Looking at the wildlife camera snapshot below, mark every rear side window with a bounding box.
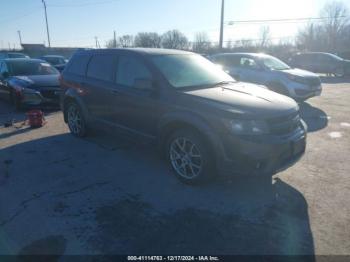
[116,56,152,87]
[66,54,91,76]
[87,54,115,82]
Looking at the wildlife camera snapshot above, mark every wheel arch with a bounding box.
[62,89,89,123]
[157,112,223,163]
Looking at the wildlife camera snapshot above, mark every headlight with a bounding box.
[229,119,269,135]
[287,75,307,84]
[21,87,38,94]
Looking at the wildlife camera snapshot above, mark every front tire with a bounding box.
[66,102,87,137]
[334,67,345,78]
[166,128,214,185]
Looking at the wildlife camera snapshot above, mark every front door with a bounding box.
[110,54,162,137]
[237,57,267,84]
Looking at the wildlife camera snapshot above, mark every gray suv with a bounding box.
[60,48,307,185]
[210,53,322,102]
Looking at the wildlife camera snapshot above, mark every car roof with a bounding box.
[75,48,194,56]
[211,52,272,58]
[3,58,45,63]
[5,52,25,55]
[296,52,333,56]
[41,55,65,58]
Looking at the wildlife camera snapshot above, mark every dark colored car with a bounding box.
[0,52,30,59]
[210,53,322,102]
[0,59,61,109]
[39,55,68,72]
[60,48,307,184]
[289,52,350,77]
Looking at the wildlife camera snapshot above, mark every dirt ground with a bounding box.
[0,77,349,257]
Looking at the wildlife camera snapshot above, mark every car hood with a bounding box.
[11,75,60,89]
[280,68,318,78]
[182,82,298,118]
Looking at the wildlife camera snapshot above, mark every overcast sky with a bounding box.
[0,0,349,49]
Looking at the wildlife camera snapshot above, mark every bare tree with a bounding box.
[134,32,161,48]
[161,30,189,49]
[118,35,134,48]
[321,1,349,52]
[105,39,119,48]
[193,32,211,52]
[297,1,349,52]
[235,39,253,49]
[259,26,271,48]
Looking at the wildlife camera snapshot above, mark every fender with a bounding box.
[157,111,225,158]
[62,88,90,123]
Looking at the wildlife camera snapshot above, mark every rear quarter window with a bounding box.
[66,54,91,76]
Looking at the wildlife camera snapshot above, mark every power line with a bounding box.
[226,16,349,25]
[0,9,41,24]
[47,0,120,8]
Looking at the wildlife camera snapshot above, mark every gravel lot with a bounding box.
[0,78,349,257]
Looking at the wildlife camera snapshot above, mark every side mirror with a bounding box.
[1,71,9,79]
[134,78,154,91]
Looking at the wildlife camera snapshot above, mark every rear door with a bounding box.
[84,54,117,122]
[317,54,335,73]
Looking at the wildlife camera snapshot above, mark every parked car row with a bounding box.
[209,53,322,102]
[0,52,69,72]
[289,52,350,77]
[0,59,61,109]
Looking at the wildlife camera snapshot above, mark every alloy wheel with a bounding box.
[169,137,203,179]
[67,104,83,135]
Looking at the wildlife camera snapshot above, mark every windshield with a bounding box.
[260,56,290,70]
[151,54,234,89]
[327,53,343,61]
[9,60,59,76]
[44,57,65,65]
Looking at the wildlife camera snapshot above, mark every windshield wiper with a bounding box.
[212,80,236,87]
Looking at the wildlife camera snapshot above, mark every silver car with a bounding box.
[210,53,322,102]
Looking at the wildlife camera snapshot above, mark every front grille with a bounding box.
[40,89,60,99]
[298,77,321,86]
[267,111,301,135]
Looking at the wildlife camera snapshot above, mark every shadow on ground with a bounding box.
[299,102,328,132]
[320,76,350,84]
[90,177,315,256]
[0,133,315,257]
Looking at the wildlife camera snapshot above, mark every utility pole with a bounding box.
[219,0,225,50]
[17,30,22,46]
[42,0,51,47]
[113,30,117,48]
[95,36,100,48]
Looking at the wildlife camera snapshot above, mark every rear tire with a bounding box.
[166,128,214,185]
[65,101,88,137]
[10,91,22,111]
